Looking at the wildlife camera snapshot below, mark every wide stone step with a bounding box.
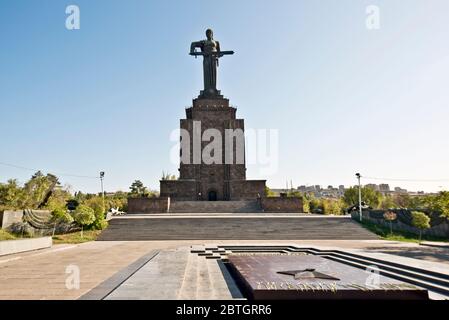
[97,217,378,241]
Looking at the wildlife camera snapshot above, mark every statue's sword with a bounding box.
[189,50,234,57]
[190,50,234,66]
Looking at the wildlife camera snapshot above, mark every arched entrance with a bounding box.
[208,190,217,201]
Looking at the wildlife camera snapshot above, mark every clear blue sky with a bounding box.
[1,0,449,193]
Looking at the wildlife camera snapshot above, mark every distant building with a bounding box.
[365,184,379,191]
[294,182,430,198]
[338,185,345,196]
[394,187,407,193]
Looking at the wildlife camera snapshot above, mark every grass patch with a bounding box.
[52,230,102,244]
[0,229,16,241]
[358,220,448,243]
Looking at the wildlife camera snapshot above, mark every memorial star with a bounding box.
[277,268,340,281]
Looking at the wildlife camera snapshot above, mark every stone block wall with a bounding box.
[160,180,197,200]
[127,197,170,214]
[229,180,266,200]
[261,197,303,213]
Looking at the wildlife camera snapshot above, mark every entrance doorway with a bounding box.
[208,190,217,201]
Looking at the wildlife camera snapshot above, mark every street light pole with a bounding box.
[356,173,362,222]
[100,171,105,214]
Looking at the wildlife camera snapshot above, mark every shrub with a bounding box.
[302,200,310,213]
[52,207,74,224]
[73,205,95,238]
[425,191,449,219]
[411,211,431,242]
[265,186,276,197]
[322,199,344,215]
[83,197,108,230]
[51,207,74,236]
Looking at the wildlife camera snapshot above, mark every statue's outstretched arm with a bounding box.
[190,41,203,54]
[216,41,223,57]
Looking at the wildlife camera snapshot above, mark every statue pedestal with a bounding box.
[199,88,223,99]
[160,95,266,201]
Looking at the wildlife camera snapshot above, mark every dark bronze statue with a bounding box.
[190,29,234,98]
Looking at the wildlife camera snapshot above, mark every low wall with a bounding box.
[351,209,449,239]
[127,197,170,214]
[261,197,303,213]
[0,210,24,229]
[0,237,52,256]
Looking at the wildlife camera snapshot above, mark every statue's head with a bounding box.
[205,28,213,40]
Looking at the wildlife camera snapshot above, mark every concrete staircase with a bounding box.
[97,216,378,241]
[169,200,261,213]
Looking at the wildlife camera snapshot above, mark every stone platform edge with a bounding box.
[0,236,52,256]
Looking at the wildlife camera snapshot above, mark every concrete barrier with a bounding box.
[0,237,52,256]
[0,210,24,229]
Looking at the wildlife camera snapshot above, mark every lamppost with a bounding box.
[100,171,105,214]
[355,173,362,222]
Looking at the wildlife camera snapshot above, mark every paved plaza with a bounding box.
[1,238,448,300]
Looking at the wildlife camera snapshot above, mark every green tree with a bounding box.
[129,180,147,197]
[52,207,73,224]
[343,186,382,209]
[265,186,275,197]
[73,205,95,238]
[411,211,431,242]
[51,207,74,236]
[309,197,323,213]
[46,187,72,211]
[379,195,396,210]
[425,191,449,219]
[302,200,310,213]
[322,199,345,215]
[83,196,108,230]
[0,179,25,210]
[107,191,128,211]
[20,172,60,209]
[392,194,412,208]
